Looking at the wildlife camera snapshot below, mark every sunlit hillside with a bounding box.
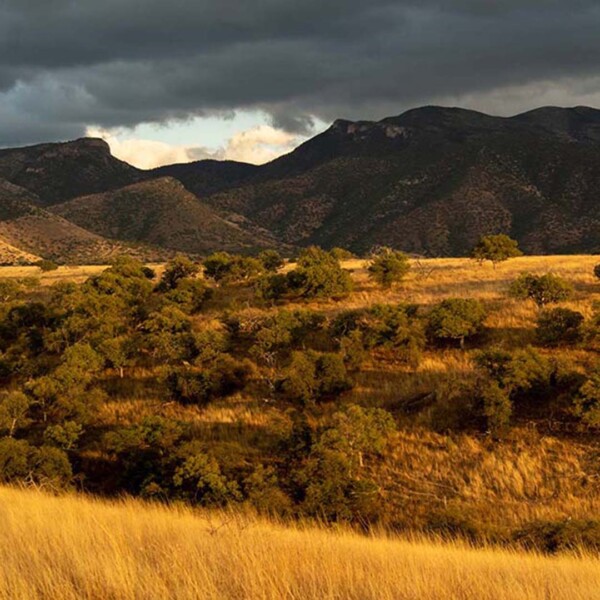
[0,486,599,600]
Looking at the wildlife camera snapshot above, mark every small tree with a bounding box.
[509,273,572,308]
[0,391,31,437]
[471,234,522,267]
[536,308,584,346]
[367,248,411,288]
[258,250,284,272]
[159,255,200,291]
[291,247,353,299]
[481,381,512,435]
[36,259,59,272]
[427,298,487,348]
[573,370,600,427]
[317,405,396,470]
[330,247,355,261]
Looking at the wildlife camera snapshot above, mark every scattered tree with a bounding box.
[427,298,487,348]
[471,234,522,267]
[367,248,411,288]
[509,273,572,308]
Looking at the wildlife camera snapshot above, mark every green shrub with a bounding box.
[257,250,284,272]
[158,255,200,291]
[481,381,512,435]
[164,278,213,313]
[427,298,487,348]
[509,273,572,308]
[330,247,355,261]
[573,370,600,427]
[166,355,253,405]
[288,247,353,299]
[471,234,522,266]
[173,443,241,506]
[367,248,410,288]
[514,519,600,553]
[36,259,59,272]
[281,351,351,404]
[536,308,584,346]
[204,252,264,284]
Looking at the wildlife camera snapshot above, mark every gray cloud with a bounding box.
[2,0,600,145]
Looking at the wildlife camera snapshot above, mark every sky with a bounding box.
[3,0,600,168]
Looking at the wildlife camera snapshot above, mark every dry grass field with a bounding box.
[1,485,599,600]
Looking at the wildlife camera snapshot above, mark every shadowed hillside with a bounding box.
[51,177,279,255]
[200,106,600,255]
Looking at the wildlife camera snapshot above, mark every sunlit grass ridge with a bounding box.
[1,486,599,600]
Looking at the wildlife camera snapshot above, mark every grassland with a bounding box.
[1,485,599,600]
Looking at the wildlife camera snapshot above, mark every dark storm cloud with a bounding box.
[2,0,600,144]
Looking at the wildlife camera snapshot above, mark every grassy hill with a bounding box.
[0,485,598,600]
[51,177,279,255]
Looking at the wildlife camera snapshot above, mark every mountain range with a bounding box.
[1,106,599,264]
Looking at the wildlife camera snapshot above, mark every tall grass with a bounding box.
[0,486,599,600]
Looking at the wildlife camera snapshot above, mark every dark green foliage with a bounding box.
[164,278,213,314]
[0,437,30,481]
[258,249,284,272]
[481,381,512,435]
[243,465,292,515]
[166,355,253,405]
[475,347,552,396]
[281,351,351,404]
[138,306,196,362]
[427,298,487,347]
[471,234,522,266]
[366,304,425,364]
[290,246,353,299]
[0,437,71,487]
[297,448,381,522]
[203,252,263,284]
[509,273,572,308]
[536,308,584,346]
[330,247,355,261]
[255,273,289,301]
[294,405,395,523]
[316,405,396,470]
[367,248,411,288]
[44,421,83,450]
[248,310,326,366]
[339,330,367,372]
[573,369,600,427]
[173,442,241,505]
[36,259,59,272]
[256,249,353,301]
[158,255,200,291]
[0,391,31,437]
[514,519,600,553]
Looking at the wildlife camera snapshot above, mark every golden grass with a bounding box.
[1,485,599,600]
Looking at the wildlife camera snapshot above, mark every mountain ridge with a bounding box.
[1,105,599,262]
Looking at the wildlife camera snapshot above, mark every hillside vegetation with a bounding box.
[1,250,600,552]
[0,485,599,600]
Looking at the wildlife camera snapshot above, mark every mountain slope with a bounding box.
[0,138,142,207]
[51,177,278,254]
[201,106,600,255]
[0,178,154,264]
[150,159,258,198]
